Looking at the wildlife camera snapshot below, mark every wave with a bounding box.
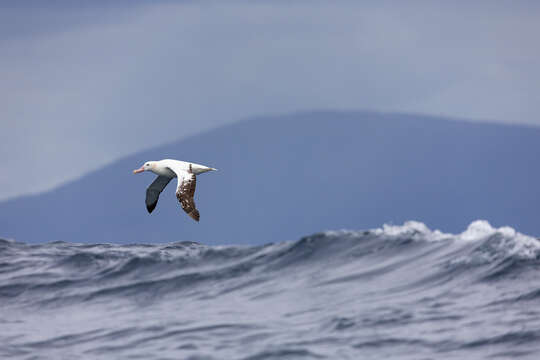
[1,220,540,359]
[1,220,539,303]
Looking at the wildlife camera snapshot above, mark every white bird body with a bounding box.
[148,159,217,177]
[133,159,217,221]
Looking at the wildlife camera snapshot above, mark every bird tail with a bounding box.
[191,164,217,174]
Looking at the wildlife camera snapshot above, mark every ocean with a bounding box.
[1,220,540,359]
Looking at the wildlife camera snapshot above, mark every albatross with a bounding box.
[133,159,217,221]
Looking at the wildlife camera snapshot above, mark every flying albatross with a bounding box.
[133,159,217,221]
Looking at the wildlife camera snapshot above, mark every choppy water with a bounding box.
[2,220,540,359]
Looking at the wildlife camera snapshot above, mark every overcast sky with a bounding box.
[1,0,539,200]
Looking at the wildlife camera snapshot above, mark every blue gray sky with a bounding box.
[1,1,539,200]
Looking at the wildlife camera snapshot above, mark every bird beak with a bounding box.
[133,167,144,174]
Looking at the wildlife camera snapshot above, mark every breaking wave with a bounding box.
[1,220,540,359]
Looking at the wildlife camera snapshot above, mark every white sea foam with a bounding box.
[372,221,452,242]
[459,220,540,259]
[365,219,540,259]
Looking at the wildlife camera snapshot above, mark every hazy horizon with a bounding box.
[3,108,538,203]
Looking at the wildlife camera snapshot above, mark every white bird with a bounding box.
[133,159,217,221]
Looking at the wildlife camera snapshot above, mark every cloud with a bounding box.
[1,0,540,200]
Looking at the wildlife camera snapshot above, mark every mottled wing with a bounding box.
[145,175,172,213]
[176,172,200,221]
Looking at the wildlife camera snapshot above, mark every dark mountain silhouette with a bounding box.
[1,111,539,244]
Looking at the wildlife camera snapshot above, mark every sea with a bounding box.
[1,220,540,360]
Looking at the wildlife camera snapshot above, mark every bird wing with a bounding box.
[145,175,173,213]
[167,164,200,222]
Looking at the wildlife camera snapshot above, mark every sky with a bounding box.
[1,0,539,200]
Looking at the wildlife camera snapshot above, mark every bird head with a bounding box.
[133,161,155,174]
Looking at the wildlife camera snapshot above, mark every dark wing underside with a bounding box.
[145,175,173,213]
[176,173,200,221]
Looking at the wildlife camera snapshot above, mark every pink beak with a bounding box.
[133,167,144,174]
